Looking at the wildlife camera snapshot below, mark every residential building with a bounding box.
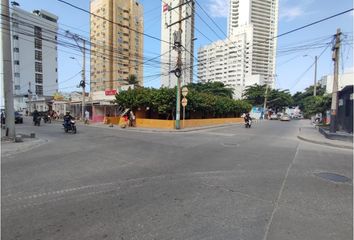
[319,72,354,94]
[10,6,58,111]
[198,25,257,99]
[228,0,278,86]
[198,0,278,98]
[160,0,195,88]
[90,0,144,92]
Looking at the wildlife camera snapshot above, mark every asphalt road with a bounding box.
[2,118,352,240]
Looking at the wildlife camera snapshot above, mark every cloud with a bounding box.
[279,6,304,21]
[207,0,229,18]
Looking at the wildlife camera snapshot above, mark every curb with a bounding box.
[87,119,262,133]
[88,121,255,133]
[297,135,353,150]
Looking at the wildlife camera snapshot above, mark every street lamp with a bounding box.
[70,56,81,67]
[303,54,318,96]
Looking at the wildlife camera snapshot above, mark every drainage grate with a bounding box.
[314,172,351,183]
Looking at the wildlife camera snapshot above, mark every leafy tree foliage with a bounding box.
[185,82,233,99]
[127,74,140,87]
[243,84,293,111]
[115,84,251,119]
[292,85,331,117]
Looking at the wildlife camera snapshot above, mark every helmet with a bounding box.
[66,111,70,115]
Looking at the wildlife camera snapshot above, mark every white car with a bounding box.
[270,114,278,120]
[280,114,291,121]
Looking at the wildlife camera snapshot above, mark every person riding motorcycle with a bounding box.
[63,111,74,128]
[244,113,252,128]
[244,113,251,122]
[32,109,39,123]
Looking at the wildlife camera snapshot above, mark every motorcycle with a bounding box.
[63,119,77,134]
[34,117,41,126]
[43,115,51,123]
[244,119,252,128]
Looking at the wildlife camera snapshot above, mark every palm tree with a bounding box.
[127,74,140,87]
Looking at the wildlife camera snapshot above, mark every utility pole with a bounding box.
[66,31,86,121]
[313,56,317,96]
[28,82,32,113]
[167,0,192,129]
[329,28,341,133]
[81,39,86,121]
[2,0,15,138]
[176,0,183,130]
[263,82,268,118]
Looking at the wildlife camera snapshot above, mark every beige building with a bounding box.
[90,0,144,92]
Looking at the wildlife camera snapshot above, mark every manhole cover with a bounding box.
[314,172,351,183]
[222,143,240,147]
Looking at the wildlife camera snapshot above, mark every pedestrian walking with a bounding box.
[85,110,90,124]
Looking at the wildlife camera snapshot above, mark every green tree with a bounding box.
[292,85,329,117]
[242,84,266,106]
[186,82,233,99]
[127,74,140,87]
[243,84,293,111]
[302,95,331,118]
[267,89,293,112]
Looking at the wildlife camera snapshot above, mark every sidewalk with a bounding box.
[297,126,353,149]
[1,136,48,157]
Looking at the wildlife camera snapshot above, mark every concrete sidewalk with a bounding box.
[1,137,48,157]
[298,126,353,149]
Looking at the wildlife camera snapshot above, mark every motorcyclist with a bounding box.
[63,111,74,128]
[32,109,39,123]
[244,113,251,123]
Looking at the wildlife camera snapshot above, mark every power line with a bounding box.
[289,43,332,90]
[56,0,172,45]
[194,0,227,38]
[275,8,354,40]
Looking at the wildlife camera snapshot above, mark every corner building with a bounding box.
[90,0,144,92]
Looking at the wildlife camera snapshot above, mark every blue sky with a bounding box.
[16,0,353,94]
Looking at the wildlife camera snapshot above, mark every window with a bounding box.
[35,85,43,95]
[14,60,19,65]
[14,72,20,77]
[14,85,20,90]
[34,26,42,38]
[13,35,19,40]
[35,38,42,49]
[35,62,43,72]
[35,50,42,61]
[35,73,43,84]
[13,47,19,53]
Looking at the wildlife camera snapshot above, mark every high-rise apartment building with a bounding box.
[10,6,58,111]
[198,25,254,99]
[228,0,278,85]
[160,0,195,88]
[90,0,143,92]
[198,0,278,98]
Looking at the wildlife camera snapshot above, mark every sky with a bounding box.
[13,0,353,94]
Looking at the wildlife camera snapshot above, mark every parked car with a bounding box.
[270,114,278,120]
[280,114,291,121]
[1,111,23,124]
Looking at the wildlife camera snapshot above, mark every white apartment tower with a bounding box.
[10,6,58,111]
[198,25,254,99]
[198,0,278,98]
[228,0,279,85]
[160,0,195,88]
